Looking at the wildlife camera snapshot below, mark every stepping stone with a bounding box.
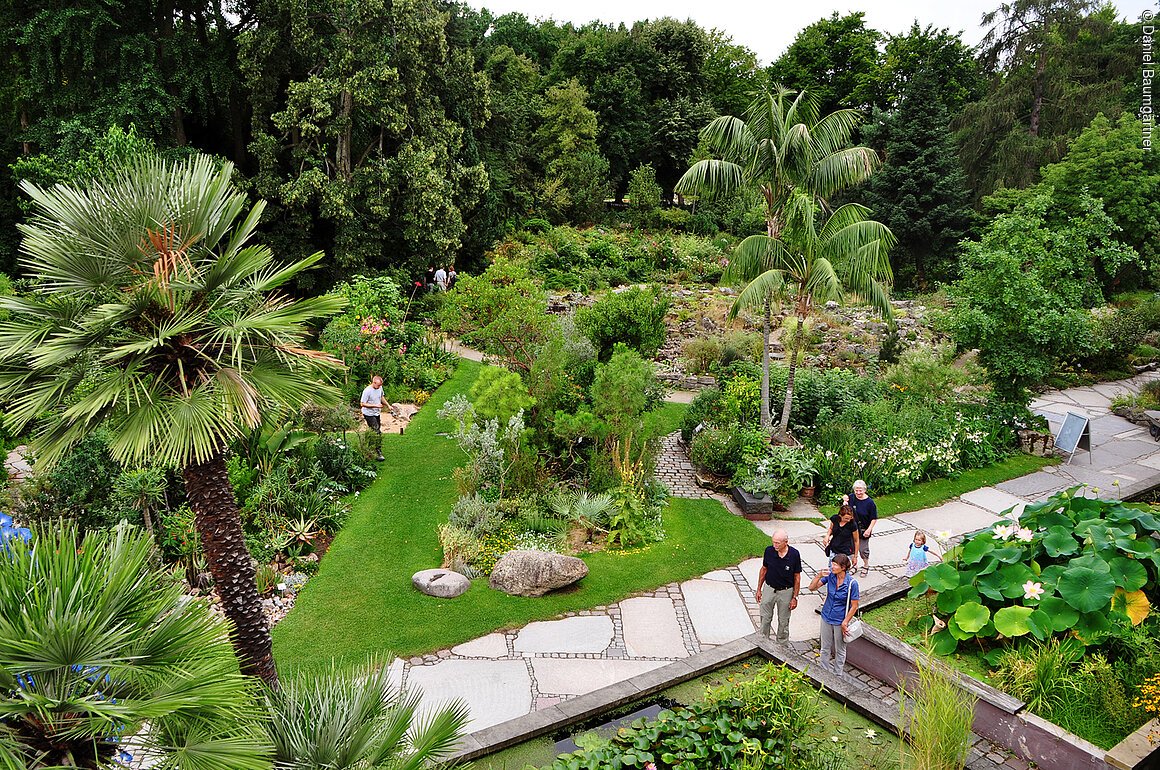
[451,632,509,659]
[894,500,1001,538]
[620,597,688,658]
[959,487,1025,517]
[1068,390,1110,408]
[797,541,832,574]
[405,659,532,733]
[680,579,754,644]
[739,557,763,594]
[1137,454,1160,470]
[751,519,828,540]
[702,569,734,582]
[996,471,1066,498]
[788,592,825,641]
[514,615,613,654]
[532,658,665,697]
[868,518,911,535]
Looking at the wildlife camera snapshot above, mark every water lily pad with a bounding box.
[1058,567,1116,614]
[993,605,1034,637]
[1041,527,1078,557]
[1112,588,1151,625]
[1109,557,1149,592]
[954,602,990,633]
[923,562,960,592]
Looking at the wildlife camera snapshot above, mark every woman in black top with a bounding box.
[824,505,860,568]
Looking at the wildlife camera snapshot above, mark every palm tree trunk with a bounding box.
[183,452,278,687]
[760,293,772,433]
[778,315,805,441]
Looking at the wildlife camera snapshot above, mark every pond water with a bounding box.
[474,657,902,770]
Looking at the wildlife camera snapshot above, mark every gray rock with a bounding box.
[413,568,471,598]
[489,550,589,597]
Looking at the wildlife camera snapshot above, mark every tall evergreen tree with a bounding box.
[859,70,974,289]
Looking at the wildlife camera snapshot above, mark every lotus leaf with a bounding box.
[998,563,1036,599]
[1068,554,1112,574]
[960,536,997,565]
[993,605,1034,637]
[1074,610,1111,642]
[923,562,960,592]
[1041,527,1078,557]
[1114,537,1156,558]
[977,572,1006,602]
[1112,588,1151,625]
[946,613,973,640]
[1108,557,1149,592]
[931,628,958,654]
[1058,567,1116,613]
[1038,564,1067,589]
[991,546,1026,565]
[937,585,981,615]
[1038,596,1079,631]
[1026,609,1053,640]
[954,602,990,633]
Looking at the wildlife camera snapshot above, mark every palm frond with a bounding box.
[675,159,745,199]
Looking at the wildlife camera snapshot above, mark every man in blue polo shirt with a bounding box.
[755,529,802,643]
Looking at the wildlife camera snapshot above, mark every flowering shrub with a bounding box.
[911,489,1160,653]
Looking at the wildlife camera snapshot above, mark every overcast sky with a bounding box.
[468,0,1160,64]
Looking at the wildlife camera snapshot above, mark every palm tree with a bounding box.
[728,195,895,439]
[0,156,344,686]
[676,86,880,433]
[263,658,469,770]
[0,523,269,769]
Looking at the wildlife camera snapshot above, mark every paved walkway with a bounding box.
[392,360,1160,739]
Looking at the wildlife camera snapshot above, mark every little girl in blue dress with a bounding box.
[905,531,930,577]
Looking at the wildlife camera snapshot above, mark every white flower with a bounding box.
[277,583,287,592]
[831,736,840,743]
[1015,527,1034,542]
[864,729,878,739]
[993,524,1013,540]
[1023,581,1044,601]
[935,530,952,542]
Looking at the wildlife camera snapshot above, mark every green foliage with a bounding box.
[471,366,535,425]
[900,654,976,770]
[626,163,663,226]
[909,490,1160,652]
[680,387,722,442]
[264,657,468,770]
[542,663,821,770]
[767,12,883,114]
[945,188,1135,401]
[0,523,268,768]
[576,287,671,362]
[590,346,664,439]
[439,260,552,373]
[13,432,137,532]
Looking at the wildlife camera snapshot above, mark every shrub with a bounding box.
[682,336,723,375]
[523,217,551,233]
[576,287,670,361]
[448,494,504,535]
[680,387,722,443]
[689,424,767,478]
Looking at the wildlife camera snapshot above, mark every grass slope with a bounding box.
[274,360,767,672]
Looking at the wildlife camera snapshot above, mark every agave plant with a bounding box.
[0,523,268,769]
[263,658,468,770]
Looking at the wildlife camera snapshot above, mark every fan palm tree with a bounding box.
[263,658,469,770]
[728,195,895,439]
[0,523,269,769]
[676,86,880,433]
[0,156,345,686]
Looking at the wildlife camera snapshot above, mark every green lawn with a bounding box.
[274,360,766,672]
[819,453,1059,519]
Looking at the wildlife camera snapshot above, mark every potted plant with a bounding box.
[765,445,817,501]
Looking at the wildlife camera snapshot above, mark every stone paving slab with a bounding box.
[620,597,689,659]
[452,633,509,658]
[995,471,1067,497]
[752,518,828,539]
[797,541,832,575]
[739,557,763,593]
[681,579,754,644]
[894,500,1000,537]
[959,487,1025,517]
[406,659,532,733]
[514,616,613,654]
[1138,453,1160,470]
[531,658,665,697]
[701,569,734,582]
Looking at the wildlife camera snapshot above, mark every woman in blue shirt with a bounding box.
[808,552,860,680]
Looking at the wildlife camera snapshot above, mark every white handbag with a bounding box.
[842,579,863,642]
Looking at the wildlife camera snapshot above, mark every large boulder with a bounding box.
[412,568,471,599]
[489,550,588,597]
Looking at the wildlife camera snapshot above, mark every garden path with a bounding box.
[390,359,1160,740]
